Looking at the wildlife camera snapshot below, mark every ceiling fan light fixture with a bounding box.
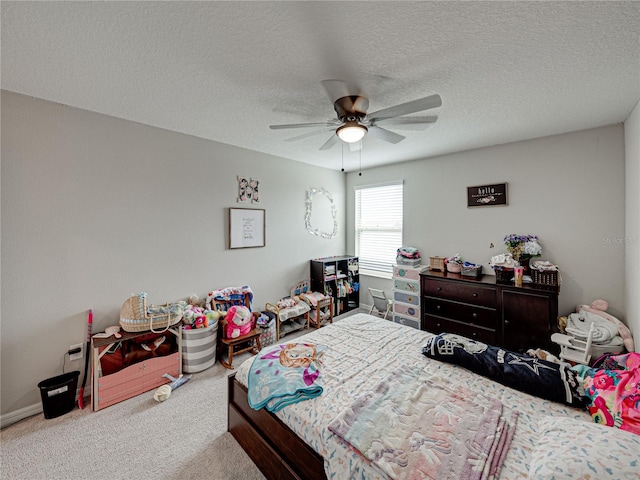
[336,122,367,143]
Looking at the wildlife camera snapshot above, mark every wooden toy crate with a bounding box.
[429,256,446,271]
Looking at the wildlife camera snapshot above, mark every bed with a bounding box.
[227,313,639,480]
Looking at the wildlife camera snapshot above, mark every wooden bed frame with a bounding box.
[227,374,326,480]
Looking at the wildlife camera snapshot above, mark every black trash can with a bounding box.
[37,371,80,419]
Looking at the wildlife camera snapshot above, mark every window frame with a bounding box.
[354,181,404,278]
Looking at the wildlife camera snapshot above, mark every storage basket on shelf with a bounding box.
[530,266,560,286]
[120,292,185,333]
[396,255,422,267]
[446,262,462,273]
[493,266,514,283]
[429,256,446,271]
[461,264,483,278]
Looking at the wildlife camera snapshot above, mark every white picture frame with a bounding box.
[229,208,265,249]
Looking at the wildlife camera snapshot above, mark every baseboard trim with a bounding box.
[1,386,88,429]
[1,402,43,429]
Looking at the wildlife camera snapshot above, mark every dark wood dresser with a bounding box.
[420,270,560,352]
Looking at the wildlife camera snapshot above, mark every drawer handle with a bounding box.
[436,305,441,310]
[505,319,510,326]
[472,332,477,337]
[436,323,441,328]
[436,287,442,291]
[472,313,478,318]
[472,293,478,297]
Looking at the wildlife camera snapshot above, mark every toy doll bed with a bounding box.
[227,313,640,480]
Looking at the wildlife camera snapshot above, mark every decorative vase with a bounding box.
[518,256,532,276]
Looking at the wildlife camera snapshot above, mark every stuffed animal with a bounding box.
[526,348,561,364]
[224,305,254,338]
[182,305,205,327]
[194,316,208,329]
[576,299,634,352]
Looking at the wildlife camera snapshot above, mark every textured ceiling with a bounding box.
[2,1,639,172]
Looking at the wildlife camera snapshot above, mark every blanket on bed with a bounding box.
[580,352,640,435]
[247,342,325,412]
[328,366,518,480]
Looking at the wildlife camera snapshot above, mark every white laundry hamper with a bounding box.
[181,321,218,373]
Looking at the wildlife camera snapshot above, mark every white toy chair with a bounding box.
[551,323,595,365]
[368,288,392,320]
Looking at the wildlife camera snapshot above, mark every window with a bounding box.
[355,181,403,277]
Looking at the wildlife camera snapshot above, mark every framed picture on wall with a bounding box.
[467,182,508,207]
[229,208,265,248]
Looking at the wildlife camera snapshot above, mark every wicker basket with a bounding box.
[493,266,514,283]
[446,262,462,273]
[429,256,446,271]
[531,269,559,286]
[461,264,483,278]
[120,292,185,333]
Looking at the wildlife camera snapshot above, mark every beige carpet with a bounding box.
[1,309,367,479]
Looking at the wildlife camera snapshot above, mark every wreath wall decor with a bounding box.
[305,187,338,239]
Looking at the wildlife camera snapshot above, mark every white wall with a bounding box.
[625,99,640,349]
[1,91,346,418]
[348,125,627,322]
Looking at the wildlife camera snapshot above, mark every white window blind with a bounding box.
[355,182,403,276]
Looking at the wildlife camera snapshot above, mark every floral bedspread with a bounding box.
[235,314,590,479]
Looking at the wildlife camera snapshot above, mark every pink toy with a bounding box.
[194,316,209,329]
[577,299,635,352]
[225,305,254,338]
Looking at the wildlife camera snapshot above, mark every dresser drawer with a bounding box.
[422,278,496,308]
[393,302,420,319]
[393,266,424,281]
[393,279,420,293]
[423,297,497,329]
[393,314,421,330]
[394,291,420,306]
[423,315,497,344]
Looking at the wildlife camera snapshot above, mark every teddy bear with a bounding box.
[224,305,254,338]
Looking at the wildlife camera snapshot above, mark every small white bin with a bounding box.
[182,321,217,373]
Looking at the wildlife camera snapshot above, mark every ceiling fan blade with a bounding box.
[374,116,438,125]
[367,94,442,120]
[319,134,339,151]
[284,128,334,142]
[270,122,333,130]
[367,125,405,144]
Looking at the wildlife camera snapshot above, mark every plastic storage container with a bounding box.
[37,371,80,419]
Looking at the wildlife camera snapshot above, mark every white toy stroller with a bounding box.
[551,309,625,365]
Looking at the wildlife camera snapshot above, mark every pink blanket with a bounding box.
[328,367,518,480]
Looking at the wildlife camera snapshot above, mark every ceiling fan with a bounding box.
[269,79,441,151]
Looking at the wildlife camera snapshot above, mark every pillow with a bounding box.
[529,415,640,479]
[422,333,585,406]
[277,297,297,309]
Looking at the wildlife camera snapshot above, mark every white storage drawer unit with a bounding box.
[392,264,427,330]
